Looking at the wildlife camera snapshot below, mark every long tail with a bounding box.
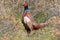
[33,22,49,30]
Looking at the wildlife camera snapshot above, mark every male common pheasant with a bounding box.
[22,1,49,34]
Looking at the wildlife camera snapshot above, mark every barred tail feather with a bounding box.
[33,22,48,30]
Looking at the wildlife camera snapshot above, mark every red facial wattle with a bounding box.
[23,1,28,7]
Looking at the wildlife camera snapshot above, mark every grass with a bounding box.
[0,10,59,40]
[34,11,48,23]
[11,11,58,40]
[0,0,60,39]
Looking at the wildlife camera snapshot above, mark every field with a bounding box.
[0,0,60,40]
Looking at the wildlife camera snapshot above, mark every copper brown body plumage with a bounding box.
[22,1,49,34]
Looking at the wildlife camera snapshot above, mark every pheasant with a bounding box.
[22,1,49,34]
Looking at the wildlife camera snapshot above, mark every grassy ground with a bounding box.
[0,0,60,40]
[0,11,60,40]
[9,11,60,40]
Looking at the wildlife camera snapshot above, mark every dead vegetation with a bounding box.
[0,0,60,40]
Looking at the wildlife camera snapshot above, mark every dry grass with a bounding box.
[0,0,60,40]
